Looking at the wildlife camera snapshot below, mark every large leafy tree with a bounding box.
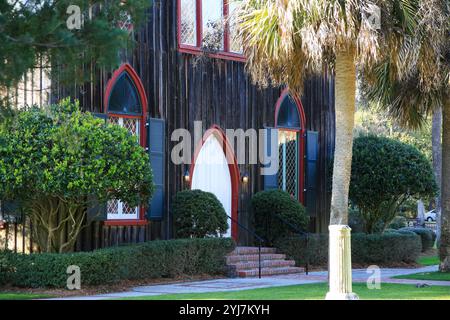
[0,0,150,104]
[365,0,449,271]
[0,99,154,253]
[236,0,421,298]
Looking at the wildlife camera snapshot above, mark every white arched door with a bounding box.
[191,134,232,237]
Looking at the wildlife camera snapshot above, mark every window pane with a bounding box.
[108,73,142,114]
[278,131,298,198]
[202,0,224,50]
[180,0,197,46]
[229,0,243,53]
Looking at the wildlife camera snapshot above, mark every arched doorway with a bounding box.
[274,89,306,204]
[190,126,240,240]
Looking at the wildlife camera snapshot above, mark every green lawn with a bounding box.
[418,255,440,266]
[0,293,52,300]
[393,271,450,282]
[120,283,450,300]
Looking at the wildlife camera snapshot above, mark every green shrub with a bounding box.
[349,136,436,233]
[172,190,228,238]
[251,190,309,244]
[276,232,421,266]
[399,227,434,252]
[0,238,235,288]
[274,234,328,266]
[351,232,421,263]
[388,216,408,229]
[0,100,154,253]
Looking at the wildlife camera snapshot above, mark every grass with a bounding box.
[0,293,52,300]
[393,271,450,282]
[120,282,450,300]
[418,255,440,266]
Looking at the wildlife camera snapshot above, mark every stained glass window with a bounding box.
[107,73,142,115]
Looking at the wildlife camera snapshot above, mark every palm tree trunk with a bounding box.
[440,98,450,272]
[326,49,358,300]
[432,107,442,243]
[432,107,442,211]
[330,50,356,225]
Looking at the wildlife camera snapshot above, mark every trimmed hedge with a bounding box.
[0,238,235,288]
[398,227,435,252]
[275,231,421,266]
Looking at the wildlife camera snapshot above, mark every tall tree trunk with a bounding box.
[440,98,450,272]
[432,107,443,243]
[330,50,356,225]
[326,49,358,300]
[432,107,442,211]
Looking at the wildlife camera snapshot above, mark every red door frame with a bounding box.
[274,88,306,205]
[189,125,240,241]
[103,63,148,226]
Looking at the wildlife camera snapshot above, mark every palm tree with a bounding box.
[236,0,422,298]
[365,0,449,271]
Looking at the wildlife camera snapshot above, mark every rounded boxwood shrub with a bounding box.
[349,136,436,233]
[172,190,228,238]
[251,190,309,244]
[398,227,434,252]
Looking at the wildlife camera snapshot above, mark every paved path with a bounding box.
[52,265,448,300]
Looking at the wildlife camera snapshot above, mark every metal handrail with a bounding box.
[269,213,310,275]
[226,212,266,279]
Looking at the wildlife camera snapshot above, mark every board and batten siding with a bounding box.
[47,0,335,250]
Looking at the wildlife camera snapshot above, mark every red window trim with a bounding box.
[274,88,306,205]
[189,125,240,241]
[103,63,149,227]
[177,0,246,62]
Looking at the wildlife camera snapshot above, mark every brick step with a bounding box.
[237,267,305,278]
[229,259,296,270]
[226,253,287,264]
[230,246,277,255]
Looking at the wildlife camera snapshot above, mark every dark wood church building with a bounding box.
[3,0,336,252]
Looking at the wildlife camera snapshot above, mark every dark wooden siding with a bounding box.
[47,0,335,250]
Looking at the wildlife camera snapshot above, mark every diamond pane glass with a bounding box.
[106,117,140,220]
[202,0,224,50]
[229,0,243,53]
[180,0,197,45]
[278,131,298,198]
[107,199,119,215]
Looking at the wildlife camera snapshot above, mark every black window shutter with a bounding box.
[263,127,279,190]
[86,112,108,222]
[86,196,107,222]
[92,112,108,121]
[306,131,319,216]
[147,118,165,221]
[1,200,22,223]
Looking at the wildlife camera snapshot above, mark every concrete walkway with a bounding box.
[52,265,448,300]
